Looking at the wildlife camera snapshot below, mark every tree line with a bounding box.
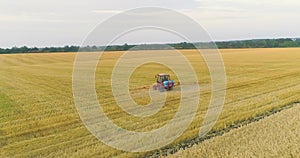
[1,38,300,54]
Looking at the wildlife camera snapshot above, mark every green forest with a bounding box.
[1,38,299,54]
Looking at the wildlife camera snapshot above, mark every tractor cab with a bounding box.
[156,73,170,83]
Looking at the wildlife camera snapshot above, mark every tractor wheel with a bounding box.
[158,84,165,92]
[153,84,157,90]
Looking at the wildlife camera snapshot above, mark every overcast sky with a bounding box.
[0,0,299,48]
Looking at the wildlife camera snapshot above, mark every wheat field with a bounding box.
[0,48,299,157]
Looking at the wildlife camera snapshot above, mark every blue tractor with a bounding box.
[153,73,175,91]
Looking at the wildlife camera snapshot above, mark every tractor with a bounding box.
[153,73,175,91]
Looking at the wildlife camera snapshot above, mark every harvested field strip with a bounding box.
[168,102,300,158]
[147,101,300,157]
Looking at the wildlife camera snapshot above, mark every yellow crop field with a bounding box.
[168,103,300,158]
[0,48,299,157]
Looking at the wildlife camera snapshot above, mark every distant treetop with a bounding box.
[1,38,300,54]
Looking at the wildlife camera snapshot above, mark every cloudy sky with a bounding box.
[0,0,299,47]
